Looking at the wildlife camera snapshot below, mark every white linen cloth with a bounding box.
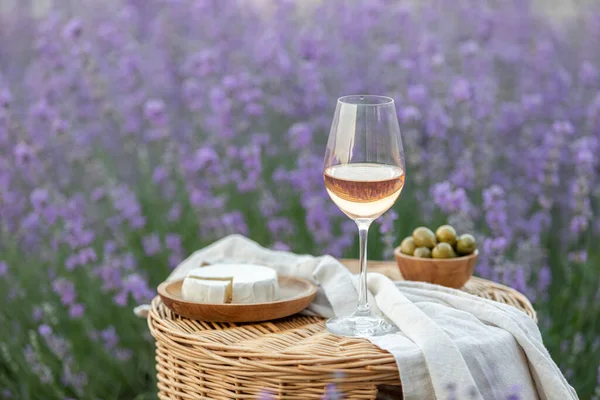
[142,234,577,400]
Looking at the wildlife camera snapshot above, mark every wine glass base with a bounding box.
[325,311,398,337]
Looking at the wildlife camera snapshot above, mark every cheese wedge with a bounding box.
[181,277,232,303]
[181,264,280,304]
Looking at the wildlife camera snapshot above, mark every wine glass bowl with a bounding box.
[323,163,405,220]
[323,95,405,337]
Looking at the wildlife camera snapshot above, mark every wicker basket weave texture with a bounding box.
[148,260,536,400]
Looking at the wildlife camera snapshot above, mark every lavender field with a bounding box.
[0,0,599,398]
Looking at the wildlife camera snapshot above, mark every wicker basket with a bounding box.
[148,260,536,399]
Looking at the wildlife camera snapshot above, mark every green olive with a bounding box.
[413,247,432,258]
[456,234,477,255]
[412,227,437,248]
[400,237,416,256]
[432,242,457,258]
[435,225,457,246]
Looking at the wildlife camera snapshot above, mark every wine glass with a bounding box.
[323,95,405,337]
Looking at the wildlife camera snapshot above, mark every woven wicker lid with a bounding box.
[148,261,536,399]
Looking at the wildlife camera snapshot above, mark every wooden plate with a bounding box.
[157,276,317,322]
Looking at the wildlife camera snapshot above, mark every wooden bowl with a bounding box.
[158,275,317,322]
[394,247,478,288]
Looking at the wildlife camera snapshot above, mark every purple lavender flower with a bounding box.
[452,77,471,102]
[65,254,79,271]
[52,278,76,306]
[62,18,83,40]
[13,142,34,166]
[152,166,168,184]
[188,189,205,207]
[219,211,249,236]
[104,240,117,255]
[259,192,280,218]
[23,345,53,384]
[287,123,313,149]
[552,121,574,136]
[569,216,588,235]
[513,267,527,294]
[68,304,85,319]
[185,49,219,77]
[90,187,105,202]
[61,362,88,392]
[32,306,44,322]
[378,43,402,63]
[110,185,145,229]
[483,185,509,237]
[182,79,203,110]
[568,250,588,264]
[167,203,182,222]
[144,99,167,127]
[38,324,52,337]
[168,253,182,269]
[400,106,422,123]
[30,188,49,209]
[23,345,36,365]
[379,210,399,258]
[432,182,471,214]
[122,253,137,270]
[272,242,291,251]
[0,261,7,277]
[579,60,598,86]
[100,326,119,350]
[244,102,264,116]
[193,146,219,171]
[45,333,70,360]
[123,273,154,303]
[165,233,182,252]
[142,233,161,256]
[407,84,428,105]
[78,247,97,265]
[115,348,133,361]
[113,291,128,307]
[0,88,12,108]
[536,266,551,294]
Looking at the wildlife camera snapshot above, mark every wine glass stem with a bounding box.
[356,219,372,314]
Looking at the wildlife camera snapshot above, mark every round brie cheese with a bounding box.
[181,264,280,304]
